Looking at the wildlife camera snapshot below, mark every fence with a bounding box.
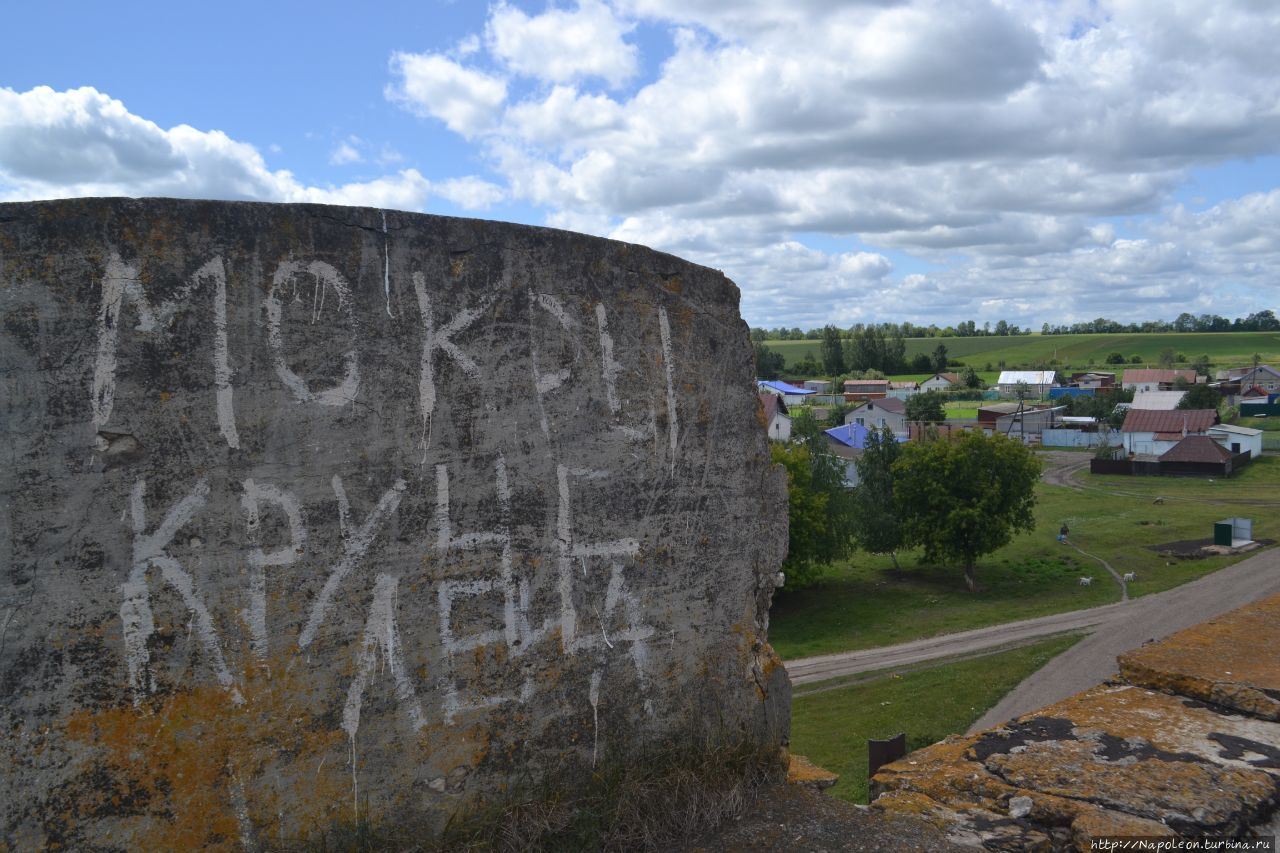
[1042,428,1121,448]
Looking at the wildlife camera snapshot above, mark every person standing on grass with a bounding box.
[1059,523,1069,544]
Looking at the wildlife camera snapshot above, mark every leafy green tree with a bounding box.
[932,343,949,373]
[820,325,846,376]
[910,353,933,372]
[753,342,785,379]
[770,417,857,589]
[1158,347,1176,368]
[1191,354,1212,377]
[961,366,982,389]
[792,355,821,376]
[1176,382,1222,411]
[1105,352,1126,365]
[893,431,1041,591]
[851,428,905,568]
[905,390,946,424]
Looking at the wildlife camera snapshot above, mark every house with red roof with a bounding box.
[759,392,791,442]
[1158,435,1245,477]
[1120,408,1219,456]
[1121,368,1198,392]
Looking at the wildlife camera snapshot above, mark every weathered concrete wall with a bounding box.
[0,198,789,848]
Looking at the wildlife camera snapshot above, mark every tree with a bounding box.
[770,418,858,589]
[1177,382,1222,411]
[1158,347,1176,368]
[754,342,785,379]
[961,366,982,389]
[932,343,949,373]
[1105,352,1126,365]
[893,431,1041,592]
[905,390,946,424]
[820,325,845,376]
[851,428,905,567]
[910,353,933,372]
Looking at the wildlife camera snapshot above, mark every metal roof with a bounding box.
[996,370,1057,385]
[1207,423,1263,436]
[1120,408,1218,433]
[1131,390,1187,411]
[757,380,814,395]
[1158,435,1233,463]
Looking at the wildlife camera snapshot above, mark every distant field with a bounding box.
[759,331,1280,374]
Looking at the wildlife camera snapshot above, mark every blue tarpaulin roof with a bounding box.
[824,423,905,449]
[757,380,815,395]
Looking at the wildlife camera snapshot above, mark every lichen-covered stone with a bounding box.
[0,198,789,848]
[786,752,839,791]
[1118,591,1280,721]
[872,594,1280,849]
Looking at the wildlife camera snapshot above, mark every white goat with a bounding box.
[1078,576,1094,586]
[1122,572,1136,582]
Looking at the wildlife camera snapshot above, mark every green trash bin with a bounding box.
[1214,520,1233,547]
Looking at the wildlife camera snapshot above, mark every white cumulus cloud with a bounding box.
[486,0,640,87]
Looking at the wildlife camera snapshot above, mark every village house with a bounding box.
[994,405,1066,440]
[803,379,833,393]
[977,401,1050,427]
[1206,423,1264,458]
[1119,408,1219,456]
[1229,365,1280,394]
[996,370,1057,397]
[759,393,791,442]
[1069,371,1116,389]
[820,426,865,486]
[1121,368,1198,392]
[757,379,815,407]
[1158,436,1246,478]
[887,380,920,400]
[842,378,890,401]
[844,396,909,434]
[920,372,961,392]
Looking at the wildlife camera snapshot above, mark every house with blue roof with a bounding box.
[757,379,816,407]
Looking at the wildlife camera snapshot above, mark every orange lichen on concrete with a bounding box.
[63,658,353,850]
[1117,591,1280,720]
[786,753,838,791]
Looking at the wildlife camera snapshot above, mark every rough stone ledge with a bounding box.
[1118,591,1280,721]
[870,594,1280,850]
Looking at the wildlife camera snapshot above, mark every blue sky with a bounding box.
[3,0,1279,330]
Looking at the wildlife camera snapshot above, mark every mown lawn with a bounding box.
[1239,416,1280,432]
[943,401,979,419]
[769,456,1279,659]
[789,634,1083,805]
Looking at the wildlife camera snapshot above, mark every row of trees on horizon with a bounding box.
[751,309,1279,342]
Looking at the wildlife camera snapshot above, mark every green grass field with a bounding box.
[760,331,1280,374]
[769,455,1279,659]
[789,634,1083,804]
[943,401,979,419]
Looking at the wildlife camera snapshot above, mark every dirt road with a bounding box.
[783,452,1280,727]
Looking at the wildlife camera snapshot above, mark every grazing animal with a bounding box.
[1079,576,1094,586]
[1122,572,1136,582]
